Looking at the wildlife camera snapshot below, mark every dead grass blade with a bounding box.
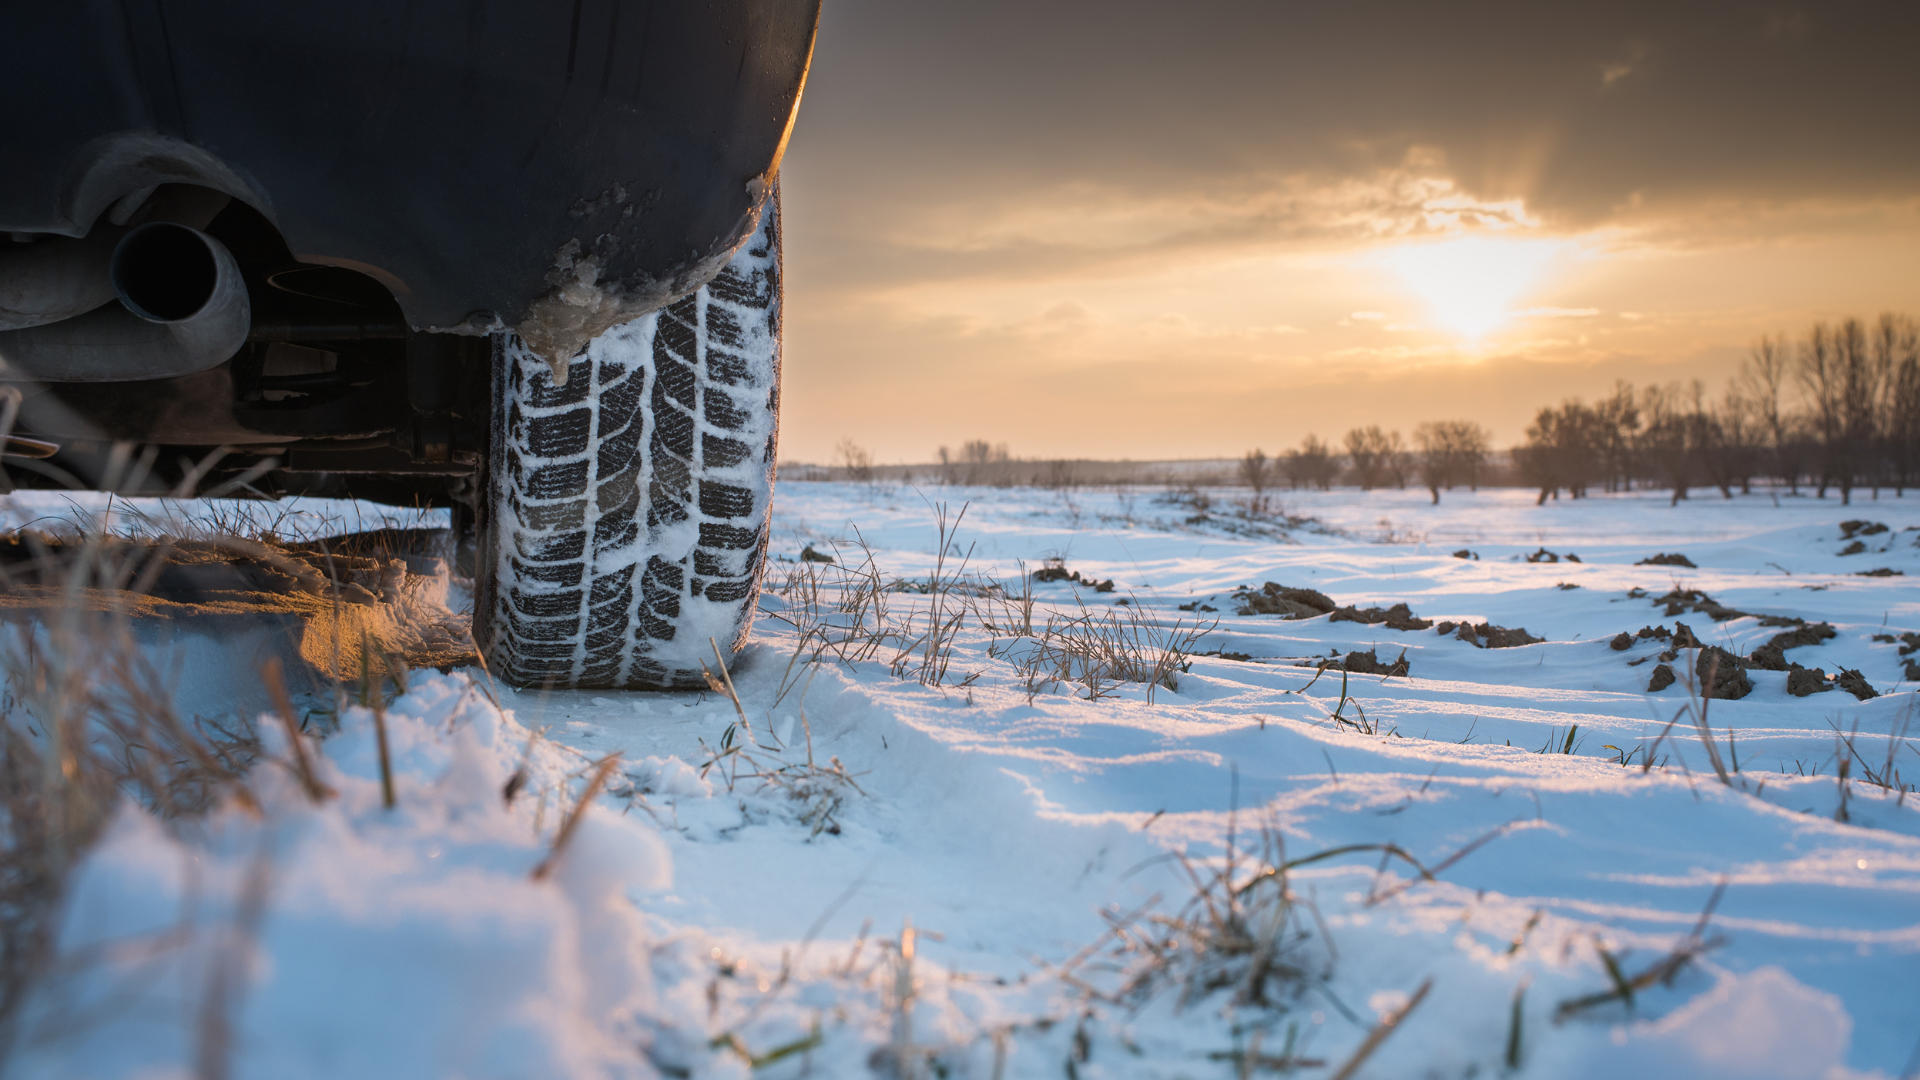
[531,752,621,881]
[261,657,332,804]
[1327,977,1432,1080]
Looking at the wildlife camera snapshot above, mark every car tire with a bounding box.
[473,195,780,689]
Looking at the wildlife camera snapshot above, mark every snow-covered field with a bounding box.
[13,483,1920,1078]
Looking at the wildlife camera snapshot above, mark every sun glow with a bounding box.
[1381,237,1561,339]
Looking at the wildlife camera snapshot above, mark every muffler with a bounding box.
[0,222,251,382]
[0,228,121,331]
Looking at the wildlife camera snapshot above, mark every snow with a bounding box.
[12,483,1920,1078]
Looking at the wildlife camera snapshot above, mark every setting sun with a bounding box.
[1380,236,1562,339]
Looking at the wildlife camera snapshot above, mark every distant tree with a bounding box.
[1284,434,1336,491]
[1239,448,1273,514]
[954,438,1012,485]
[1412,420,1491,504]
[1343,426,1398,490]
[1706,387,1761,497]
[1519,401,1602,504]
[1591,381,1641,492]
[1796,319,1886,503]
[1740,334,1796,492]
[835,437,874,483]
[1383,430,1411,489]
[1413,423,1450,504]
[1880,315,1920,494]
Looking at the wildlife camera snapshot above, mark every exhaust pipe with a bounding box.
[0,223,251,382]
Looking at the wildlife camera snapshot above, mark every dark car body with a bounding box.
[0,0,816,492]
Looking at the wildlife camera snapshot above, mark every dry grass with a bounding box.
[0,446,271,1063]
[1553,880,1728,1021]
[997,602,1214,704]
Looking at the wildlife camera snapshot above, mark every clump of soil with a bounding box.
[1233,582,1335,619]
[1898,632,1920,657]
[1610,632,1634,650]
[1200,649,1253,663]
[1767,621,1837,651]
[1329,602,1432,631]
[1300,649,1409,678]
[1034,561,1115,592]
[1636,553,1696,567]
[1695,646,1752,700]
[799,544,834,564]
[1835,668,1878,700]
[1839,520,1888,539]
[1648,664,1676,691]
[1525,548,1581,563]
[1671,622,1705,650]
[1855,567,1904,577]
[1838,540,1868,556]
[1786,666,1833,696]
[1451,549,1479,560]
[1435,621,1544,649]
[1641,587,1751,622]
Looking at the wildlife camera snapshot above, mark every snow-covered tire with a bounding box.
[473,200,780,689]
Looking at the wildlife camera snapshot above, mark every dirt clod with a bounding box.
[1695,646,1752,700]
[1610,632,1634,650]
[1767,622,1837,651]
[1646,587,1750,623]
[1329,602,1432,631]
[1337,649,1410,677]
[1648,664,1676,692]
[1636,553,1697,567]
[1525,548,1581,563]
[1839,520,1888,539]
[1448,622,1545,649]
[1033,563,1115,592]
[1786,665,1833,697]
[1234,583,1336,619]
[1838,540,1867,556]
[1835,668,1878,701]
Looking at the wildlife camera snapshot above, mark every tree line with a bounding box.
[1514,313,1919,506]
[1242,421,1492,505]
[1244,312,1919,506]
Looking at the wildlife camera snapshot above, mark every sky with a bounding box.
[774,1,1920,464]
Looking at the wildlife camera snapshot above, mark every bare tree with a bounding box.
[1591,381,1641,492]
[1740,334,1796,492]
[1412,420,1490,504]
[954,438,1012,485]
[1239,448,1273,514]
[1520,401,1601,504]
[1881,315,1920,495]
[1704,388,1759,498]
[1413,422,1450,504]
[1283,434,1337,491]
[835,437,874,483]
[1343,426,1399,490]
